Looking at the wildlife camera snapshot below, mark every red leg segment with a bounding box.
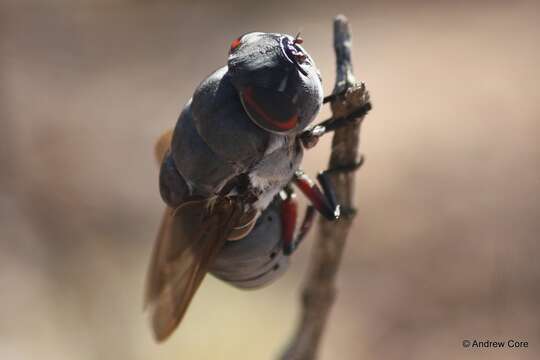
[280,189,298,254]
[293,170,340,220]
[294,205,316,248]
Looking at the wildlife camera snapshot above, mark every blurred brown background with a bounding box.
[1,0,539,359]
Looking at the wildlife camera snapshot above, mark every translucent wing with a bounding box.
[145,197,243,342]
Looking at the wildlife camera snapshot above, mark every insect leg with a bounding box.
[299,101,371,148]
[280,187,318,255]
[287,206,317,255]
[318,102,371,132]
[293,170,340,221]
[298,103,370,148]
[279,186,297,255]
[299,84,371,149]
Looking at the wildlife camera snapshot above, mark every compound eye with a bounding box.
[240,86,299,134]
[229,36,243,53]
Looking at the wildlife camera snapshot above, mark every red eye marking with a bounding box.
[241,86,299,132]
[230,37,242,52]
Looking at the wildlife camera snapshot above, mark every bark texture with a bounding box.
[280,15,371,360]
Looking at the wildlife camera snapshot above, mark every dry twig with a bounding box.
[280,15,371,360]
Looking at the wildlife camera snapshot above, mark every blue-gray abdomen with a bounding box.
[211,197,288,288]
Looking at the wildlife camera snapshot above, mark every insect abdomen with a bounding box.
[211,197,288,288]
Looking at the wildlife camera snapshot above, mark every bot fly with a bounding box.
[145,32,370,341]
